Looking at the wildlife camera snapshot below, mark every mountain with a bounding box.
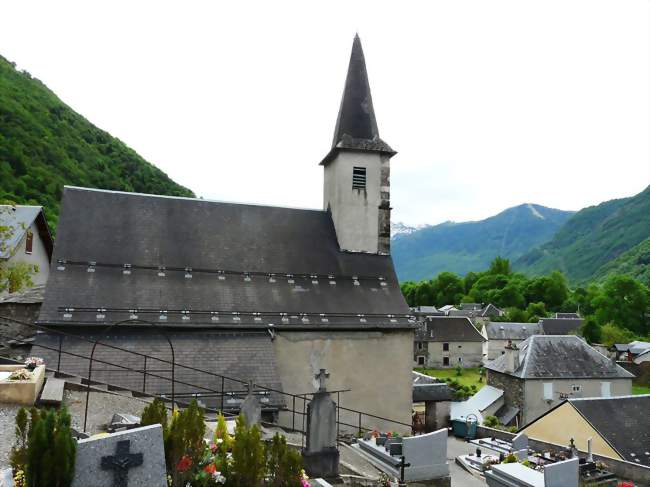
[592,237,650,286]
[392,204,574,281]
[0,55,194,229]
[515,186,650,283]
[391,222,427,238]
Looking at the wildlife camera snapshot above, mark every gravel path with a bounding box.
[0,402,22,469]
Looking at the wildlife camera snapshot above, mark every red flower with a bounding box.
[204,463,217,475]
[176,455,193,472]
[386,432,392,438]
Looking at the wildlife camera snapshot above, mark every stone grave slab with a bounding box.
[72,424,166,487]
[39,377,65,406]
[402,428,450,481]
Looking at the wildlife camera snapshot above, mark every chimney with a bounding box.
[504,340,520,373]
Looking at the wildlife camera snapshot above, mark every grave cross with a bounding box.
[101,439,144,487]
[398,455,411,486]
[247,379,254,395]
[315,368,329,392]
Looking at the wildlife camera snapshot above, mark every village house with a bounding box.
[414,316,485,368]
[484,335,634,427]
[0,205,53,292]
[31,35,415,433]
[481,322,543,361]
[521,395,650,467]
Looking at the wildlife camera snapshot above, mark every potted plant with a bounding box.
[24,357,43,371]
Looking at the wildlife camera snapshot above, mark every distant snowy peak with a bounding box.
[391,222,428,238]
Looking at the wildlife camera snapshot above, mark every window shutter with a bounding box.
[543,382,553,400]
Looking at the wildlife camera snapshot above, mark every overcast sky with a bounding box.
[1,0,648,225]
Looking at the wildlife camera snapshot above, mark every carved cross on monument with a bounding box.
[315,368,330,392]
[101,440,144,487]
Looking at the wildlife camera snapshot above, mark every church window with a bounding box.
[25,231,33,254]
[352,167,366,189]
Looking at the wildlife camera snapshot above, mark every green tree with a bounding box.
[0,205,38,293]
[525,302,547,323]
[593,275,649,335]
[524,271,568,310]
[581,318,602,344]
[433,272,465,306]
[489,256,512,276]
[599,323,637,347]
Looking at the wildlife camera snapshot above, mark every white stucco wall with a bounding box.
[485,339,527,361]
[426,341,484,368]
[4,222,50,287]
[522,378,632,425]
[323,151,387,253]
[273,329,413,434]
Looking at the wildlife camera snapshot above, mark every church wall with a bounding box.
[273,329,413,434]
[323,151,383,254]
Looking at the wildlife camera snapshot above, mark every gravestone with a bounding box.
[72,424,166,487]
[511,432,529,461]
[239,379,261,427]
[544,457,579,487]
[303,369,339,478]
[401,428,450,481]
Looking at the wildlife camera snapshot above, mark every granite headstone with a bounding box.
[240,379,261,427]
[72,424,167,487]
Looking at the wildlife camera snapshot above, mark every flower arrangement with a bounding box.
[24,357,43,370]
[8,369,31,381]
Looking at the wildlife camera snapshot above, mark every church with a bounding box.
[34,35,414,432]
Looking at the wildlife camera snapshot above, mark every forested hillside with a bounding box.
[391,204,573,281]
[0,55,194,229]
[592,236,650,286]
[515,186,650,283]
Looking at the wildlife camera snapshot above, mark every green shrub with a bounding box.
[483,416,499,428]
[25,407,76,487]
[231,415,266,486]
[164,400,205,486]
[266,433,303,487]
[455,365,463,376]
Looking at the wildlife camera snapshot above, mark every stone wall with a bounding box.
[486,371,524,425]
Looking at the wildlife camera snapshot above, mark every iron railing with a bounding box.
[0,314,413,439]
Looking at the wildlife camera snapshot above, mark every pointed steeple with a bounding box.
[322,35,395,165]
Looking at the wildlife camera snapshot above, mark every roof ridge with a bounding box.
[63,186,327,213]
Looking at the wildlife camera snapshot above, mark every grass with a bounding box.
[632,384,650,395]
[415,367,485,392]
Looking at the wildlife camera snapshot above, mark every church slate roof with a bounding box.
[569,395,650,467]
[38,187,411,328]
[31,330,286,409]
[320,35,394,165]
[485,335,635,379]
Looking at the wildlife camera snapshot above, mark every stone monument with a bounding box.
[240,379,262,427]
[303,368,339,478]
[72,424,167,487]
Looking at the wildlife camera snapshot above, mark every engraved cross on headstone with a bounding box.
[315,368,329,392]
[101,439,143,487]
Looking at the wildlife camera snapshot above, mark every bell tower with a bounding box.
[321,35,396,254]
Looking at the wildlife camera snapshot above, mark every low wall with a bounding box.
[475,426,650,485]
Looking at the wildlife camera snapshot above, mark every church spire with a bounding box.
[322,34,394,164]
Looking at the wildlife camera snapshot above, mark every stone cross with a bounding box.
[247,379,254,395]
[101,440,143,487]
[315,368,330,392]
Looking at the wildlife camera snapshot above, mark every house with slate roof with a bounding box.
[485,335,633,426]
[414,316,485,368]
[32,35,415,432]
[539,317,583,335]
[521,395,650,467]
[0,205,53,292]
[481,322,543,361]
